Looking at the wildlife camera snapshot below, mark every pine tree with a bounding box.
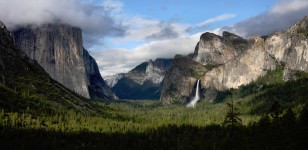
[299,104,308,126]
[223,100,242,150]
[281,108,296,127]
[223,100,242,128]
[269,101,282,122]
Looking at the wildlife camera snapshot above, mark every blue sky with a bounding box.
[123,0,274,24]
[1,0,308,76]
[98,0,276,50]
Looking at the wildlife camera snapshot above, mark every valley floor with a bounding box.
[1,70,308,149]
[0,98,308,150]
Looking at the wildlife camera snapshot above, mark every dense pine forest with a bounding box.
[1,66,308,149]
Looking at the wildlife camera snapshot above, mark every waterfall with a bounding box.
[187,79,200,108]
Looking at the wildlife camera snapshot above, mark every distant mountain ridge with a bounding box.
[160,16,308,104]
[106,58,173,100]
[13,24,117,100]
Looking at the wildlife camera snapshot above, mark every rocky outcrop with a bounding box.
[105,73,124,87]
[160,16,308,104]
[109,58,173,99]
[200,37,277,91]
[13,24,117,100]
[160,55,207,104]
[193,31,248,65]
[0,21,15,49]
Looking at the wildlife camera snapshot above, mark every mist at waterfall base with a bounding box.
[187,79,200,108]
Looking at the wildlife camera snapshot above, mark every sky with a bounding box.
[1,0,308,77]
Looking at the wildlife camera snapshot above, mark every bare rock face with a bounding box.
[160,55,206,104]
[13,24,117,100]
[160,17,308,104]
[286,16,308,35]
[200,37,277,91]
[193,31,248,65]
[83,49,118,100]
[105,73,124,87]
[110,58,173,100]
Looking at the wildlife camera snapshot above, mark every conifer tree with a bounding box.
[223,100,242,128]
[269,101,282,123]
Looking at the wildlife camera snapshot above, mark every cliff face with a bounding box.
[160,55,206,104]
[160,17,308,104]
[13,24,117,100]
[193,31,248,65]
[83,49,118,100]
[108,58,173,99]
[0,21,96,113]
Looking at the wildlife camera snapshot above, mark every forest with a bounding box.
[0,99,307,149]
[0,66,308,149]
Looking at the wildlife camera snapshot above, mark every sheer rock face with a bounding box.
[13,24,116,100]
[193,31,248,65]
[83,49,118,100]
[105,73,124,87]
[108,58,173,100]
[160,17,308,104]
[201,37,276,91]
[160,55,205,104]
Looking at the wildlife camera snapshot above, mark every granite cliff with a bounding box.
[0,20,96,113]
[83,49,118,100]
[160,16,308,104]
[13,24,117,100]
[106,58,173,99]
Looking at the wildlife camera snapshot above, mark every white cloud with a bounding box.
[93,13,235,77]
[92,34,199,76]
[112,16,189,44]
[196,14,237,28]
[224,0,308,37]
[0,0,126,48]
[0,0,229,77]
[95,0,308,77]
[92,29,223,77]
[271,0,308,14]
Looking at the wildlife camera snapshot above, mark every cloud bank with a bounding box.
[224,0,308,37]
[91,34,200,76]
[2,0,307,77]
[92,28,222,77]
[0,0,125,48]
[98,0,308,77]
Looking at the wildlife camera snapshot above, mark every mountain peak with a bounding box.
[286,16,308,36]
[222,31,243,40]
[0,21,6,29]
[200,32,221,41]
[193,31,248,66]
[161,17,308,105]
[0,21,15,48]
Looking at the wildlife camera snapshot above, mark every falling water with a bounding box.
[187,79,200,108]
